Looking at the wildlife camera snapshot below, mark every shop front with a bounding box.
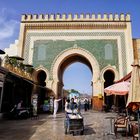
[0,67,33,113]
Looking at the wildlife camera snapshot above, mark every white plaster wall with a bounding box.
[18,23,26,57]
[4,40,19,56]
[124,22,134,73]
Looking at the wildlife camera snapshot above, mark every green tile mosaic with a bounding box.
[33,39,118,72]
[24,32,127,77]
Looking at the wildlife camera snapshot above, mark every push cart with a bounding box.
[64,113,84,135]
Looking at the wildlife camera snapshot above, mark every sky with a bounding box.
[0,0,140,94]
[63,62,92,94]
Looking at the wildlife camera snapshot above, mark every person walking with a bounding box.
[65,98,72,114]
[84,98,88,111]
[77,97,81,113]
[53,96,61,118]
[87,99,90,110]
[70,98,78,114]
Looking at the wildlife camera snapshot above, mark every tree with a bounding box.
[71,89,79,93]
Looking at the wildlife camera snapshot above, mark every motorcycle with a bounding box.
[9,105,30,119]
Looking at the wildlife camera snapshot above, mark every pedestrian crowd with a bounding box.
[53,96,91,118]
[65,96,91,114]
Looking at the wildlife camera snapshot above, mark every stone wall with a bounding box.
[92,96,103,111]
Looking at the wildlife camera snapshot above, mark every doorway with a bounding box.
[104,70,115,109]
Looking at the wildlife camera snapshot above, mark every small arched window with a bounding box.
[37,44,46,61]
[104,44,113,60]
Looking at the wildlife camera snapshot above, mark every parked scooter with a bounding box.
[9,105,30,119]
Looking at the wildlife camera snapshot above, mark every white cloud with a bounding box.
[0,8,19,41]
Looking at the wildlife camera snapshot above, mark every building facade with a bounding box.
[4,13,137,110]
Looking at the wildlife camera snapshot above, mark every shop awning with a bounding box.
[0,66,51,91]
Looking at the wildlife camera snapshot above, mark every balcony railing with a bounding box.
[3,55,34,80]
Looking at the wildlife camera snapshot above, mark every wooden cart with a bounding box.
[64,113,84,135]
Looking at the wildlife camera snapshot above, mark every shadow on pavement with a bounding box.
[84,125,96,135]
[0,117,47,140]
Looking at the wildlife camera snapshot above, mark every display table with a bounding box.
[105,116,116,135]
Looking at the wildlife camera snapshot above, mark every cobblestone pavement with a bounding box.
[0,110,133,140]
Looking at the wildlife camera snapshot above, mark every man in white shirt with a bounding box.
[53,96,61,118]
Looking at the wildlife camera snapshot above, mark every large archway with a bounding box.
[50,47,100,100]
[59,55,92,96]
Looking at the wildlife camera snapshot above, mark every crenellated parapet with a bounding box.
[21,13,131,22]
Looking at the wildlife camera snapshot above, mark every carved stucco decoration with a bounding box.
[50,46,100,83]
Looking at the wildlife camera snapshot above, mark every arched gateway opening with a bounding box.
[51,47,100,108]
[63,62,92,94]
[37,70,47,86]
[35,70,47,111]
[104,70,115,109]
[63,62,92,109]
[56,54,93,110]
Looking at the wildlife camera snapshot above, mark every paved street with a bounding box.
[0,110,132,140]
